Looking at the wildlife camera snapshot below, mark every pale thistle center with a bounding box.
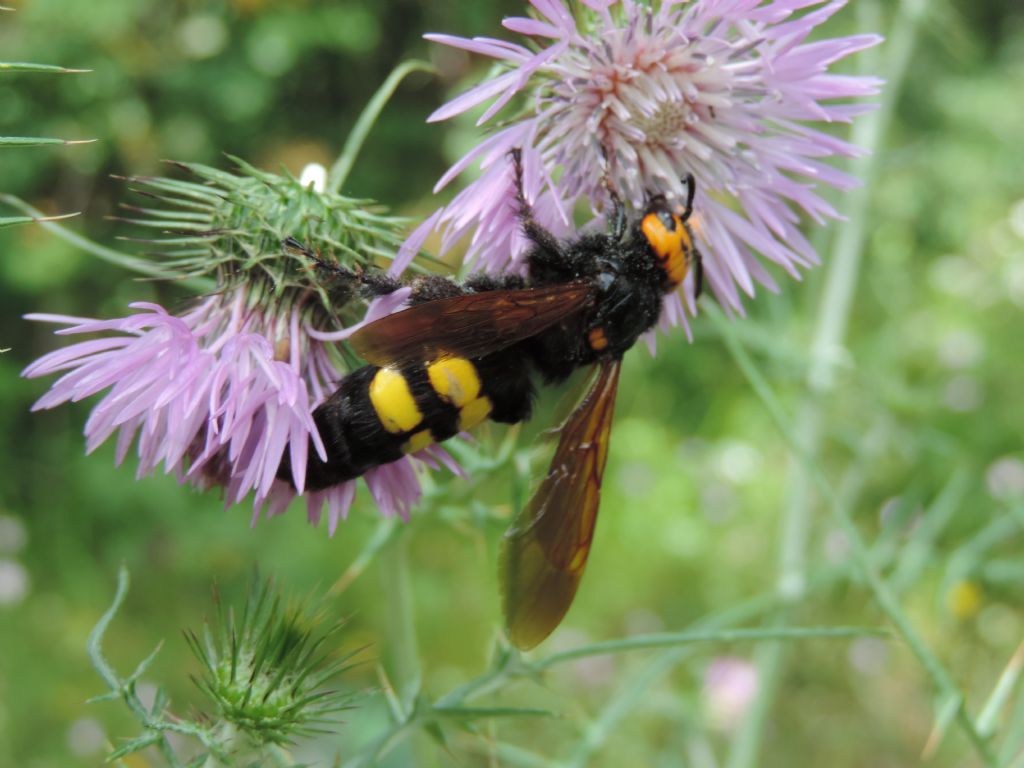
[634,101,692,147]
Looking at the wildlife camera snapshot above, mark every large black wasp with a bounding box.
[282,149,703,648]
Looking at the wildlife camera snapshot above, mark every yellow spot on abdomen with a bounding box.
[458,397,492,431]
[369,367,422,434]
[588,327,609,351]
[427,357,482,407]
[402,428,434,454]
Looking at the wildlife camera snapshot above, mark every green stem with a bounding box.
[727,0,927,764]
[707,304,997,765]
[380,529,423,764]
[534,626,888,671]
[88,567,184,767]
[328,60,437,193]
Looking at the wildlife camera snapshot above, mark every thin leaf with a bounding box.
[87,565,131,690]
[0,193,214,290]
[126,641,165,685]
[706,302,999,766]
[328,59,437,192]
[922,693,963,760]
[106,732,163,761]
[328,518,400,595]
[533,626,889,671]
[0,212,80,233]
[430,705,553,721]
[977,641,1024,738]
[491,742,561,768]
[0,136,95,146]
[0,61,90,73]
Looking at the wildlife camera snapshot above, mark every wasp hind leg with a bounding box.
[509,148,564,268]
[691,245,704,301]
[508,148,597,284]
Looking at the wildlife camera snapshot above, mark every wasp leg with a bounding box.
[692,245,704,301]
[406,275,464,305]
[606,185,626,241]
[284,237,356,280]
[510,148,601,283]
[681,172,696,222]
[358,271,405,298]
[509,148,558,253]
[464,273,527,293]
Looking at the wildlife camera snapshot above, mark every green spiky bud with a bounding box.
[118,157,424,324]
[185,575,363,746]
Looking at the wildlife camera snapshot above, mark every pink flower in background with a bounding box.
[703,656,758,731]
[418,0,882,328]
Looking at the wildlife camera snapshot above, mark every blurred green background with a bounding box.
[2,0,1024,766]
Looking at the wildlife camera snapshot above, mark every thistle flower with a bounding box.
[185,575,363,746]
[418,0,882,328]
[23,160,455,530]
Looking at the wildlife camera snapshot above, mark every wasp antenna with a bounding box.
[282,236,311,255]
[283,237,353,281]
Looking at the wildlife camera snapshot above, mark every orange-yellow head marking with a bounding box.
[641,210,693,289]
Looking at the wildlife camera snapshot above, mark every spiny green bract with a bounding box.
[120,157,414,319]
[185,576,363,746]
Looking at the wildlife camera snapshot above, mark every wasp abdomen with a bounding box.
[292,351,535,492]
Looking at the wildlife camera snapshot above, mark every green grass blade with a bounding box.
[0,194,214,290]
[0,136,95,147]
[328,59,437,193]
[0,61,90,73]
[977,641,1024,739]
[706,303,998,766]
[533,626,889,671]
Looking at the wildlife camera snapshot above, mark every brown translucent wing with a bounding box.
[500,358,622,650]
[348,282,593,366]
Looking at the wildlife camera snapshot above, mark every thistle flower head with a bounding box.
[420,0,882,326]
[185,575,362,746]
[24,161,451,528]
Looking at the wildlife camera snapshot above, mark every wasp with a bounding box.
[282,150,703,649]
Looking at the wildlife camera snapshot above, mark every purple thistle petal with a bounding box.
[417,0,881,325]
[325,482,357,535]
[423,33,533,62]
[305,286,413,343]
[25,285,468,531]
[365,461,422,522]
[427,69,524,124]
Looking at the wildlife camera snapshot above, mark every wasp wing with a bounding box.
[500,357,622,650]
[348,282,593,366]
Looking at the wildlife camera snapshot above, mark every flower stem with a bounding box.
[726,0,927,764]
[328,60,437,194]
[380,528,423,763]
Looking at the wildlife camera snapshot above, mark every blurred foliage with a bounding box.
[2,0,1024,767]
